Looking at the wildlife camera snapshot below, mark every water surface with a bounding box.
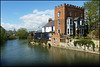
[1,39,99,66]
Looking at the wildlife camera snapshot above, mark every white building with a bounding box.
[42,18,55,33]
[42,18,55,40]
[66,17,85,37]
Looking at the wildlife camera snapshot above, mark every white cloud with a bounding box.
[1,9,54,31]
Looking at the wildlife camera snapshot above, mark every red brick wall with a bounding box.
[54,3,84,35]
[52,3,84,45]
[51,33,60,45]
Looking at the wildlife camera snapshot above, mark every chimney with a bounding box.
[48,18,52,23]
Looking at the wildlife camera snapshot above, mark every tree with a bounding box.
[0,27,7,44]
[84,0,99,31]
[16,28,28,39]
[8,30,13,36]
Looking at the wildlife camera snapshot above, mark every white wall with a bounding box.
[66,18,73,35]
[53,26,55,32]
[42,26,55,33]
[42,28,44,32]
[46,27,52,32]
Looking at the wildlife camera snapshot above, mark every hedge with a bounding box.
[74,39,95,51]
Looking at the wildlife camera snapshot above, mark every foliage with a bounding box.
[8,35,16,40]
[8,30,13,36]
[16,28,28,39]
[0,27,7,44]
[34,39,47,44]
[27,34,33,43]
[83,36,91,39]
[50,31,55,34]
[74,39,95,51]
[84,0,99,31]
[92,30,99,36]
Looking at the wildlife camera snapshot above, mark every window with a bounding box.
[70,19,73,25]
[58,12,61,17]
[68,11,71,16]
[58,29,60,33]
[44,28,46,32]
[58,19,60,26]
[52,26,53,31]
[82,20,84,25]
[75,12,77,17]
[80,20,84,25]
[56,38,57,41]
[68,29,69,34]
[82,29,84,34]
[53,38,55,43]
[67,19,69,24]
[75,22,77,27]
[80,21,82,25]
[70,29,73,34]
[80,13,82,17]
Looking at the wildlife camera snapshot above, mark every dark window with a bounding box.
[58,29,60,33]
[52,26,53,31]
[70,29,73,34]
[82,21,84,25]
[68,11,71,16]
[58,19,60,26]
[68,29,69,34]
[75,12,77,17]
[80,13,82,17]
[67,19,69,24]
[70,19,73,25]
[58,12,61,17]
[44,28,46,32]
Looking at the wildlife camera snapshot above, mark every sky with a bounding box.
[1,1,87,31]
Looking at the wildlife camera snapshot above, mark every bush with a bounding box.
[34,39,47,44]
[74,39,95,51]
[16,28,28,39]
[8,35,16,40]
[83,36,91,39]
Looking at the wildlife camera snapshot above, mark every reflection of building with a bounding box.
[51,3,88,45]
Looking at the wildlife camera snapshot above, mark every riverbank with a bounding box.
[51,45,100,55]
[30,40,100,55]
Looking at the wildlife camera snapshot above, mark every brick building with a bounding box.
[51,3,86,45]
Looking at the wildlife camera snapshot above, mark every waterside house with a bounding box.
[42,18,55,33]
[51,3,88,45]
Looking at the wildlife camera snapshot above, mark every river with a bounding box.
[1,39,99,66]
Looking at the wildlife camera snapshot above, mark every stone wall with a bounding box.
[59,39,99,54]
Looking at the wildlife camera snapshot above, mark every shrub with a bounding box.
[8,35,16,40]
[74,39,95,51]
[34,39,47,45]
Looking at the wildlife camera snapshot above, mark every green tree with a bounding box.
[27,34,33,43]
[8,30,13,36]
[84,0,99,31]
[0,27,7,44]
[16,28,28,39]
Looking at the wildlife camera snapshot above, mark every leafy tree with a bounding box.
[8,30,13,36]
[16,28,28,39]
[27,34,33,43]
[84,0,99,31]
[0,27,7,44]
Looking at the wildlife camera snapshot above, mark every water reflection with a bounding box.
[1,39,99,66]
[49,47,99,66]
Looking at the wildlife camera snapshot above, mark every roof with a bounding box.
[74,17,80,20]
[43,20,54,27]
